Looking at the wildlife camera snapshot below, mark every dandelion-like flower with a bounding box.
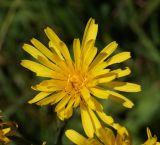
[21,18,141,137]
[0,115,16,144]
[66,127,131,145]
[66,127,160,145]
[142,128,160,145]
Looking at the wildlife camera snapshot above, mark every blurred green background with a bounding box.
[0,0,160,145]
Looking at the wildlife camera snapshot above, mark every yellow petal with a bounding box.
[88,139,102,145]
[45,27,72,66]
[39,79,66,88]
[80,87,91,102]
[57,107,66,121]
[32,85,62,92]
[111,67,131,78]
[44,27,73,69]
[59,42,74,70]
[97,127,115,145]
[106,52,131,66]
[89,62,108,75]
[90,87,134,108]
[89,41,118,70]
[36,97,54,106]
[22,44,45,59]
[23,44,60,74]
[1,137,10,143]
[86,80,98,88]
[73,38,81,70]
[31,38,56,62]
[28,92,51,104]
[65,129,88,145]
[65,97,75,109]
[73,95,81,108]
[82,40,95,64]
[90,87,110,99]
[53,57,70,74]
[58,98,75,120]
[80,103,94,138]
[51,92,67,105]
[96,111,114,125]
[49,41,64,60]
[2,128,11,135]
[83,46,97,72]
[21,60,51,76]
[31,80,64,92]
[103,81,141,92]
[44,27,61,44]
[57,98,74,120]
[36,93,60,106]
[21,60,64,79]
[55,95,71,112]
[106,90,134,108]
[87,108,102,133]
[82,18,98,50]
[36,49,69,74]
[112,123,129,135]
[90,69,110,79]
[95,73,116,84]
[37,56,62,72]
[64,99,74,118]
[87,97,103,111]
[147,128,152,138]
[57,107,73,120]
[144,139,159,145]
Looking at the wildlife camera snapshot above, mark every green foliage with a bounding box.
[0,0,160,144]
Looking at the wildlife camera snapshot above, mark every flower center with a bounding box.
[65,73,87,93]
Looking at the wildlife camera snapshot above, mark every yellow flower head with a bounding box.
[142,128,160,145]
[66,127,131,145]
[0,115,17,144]
[21,18,141,137]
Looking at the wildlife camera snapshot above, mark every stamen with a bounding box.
[64,72,88,95]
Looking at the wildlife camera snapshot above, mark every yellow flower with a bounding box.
[142,128,160,145]
[21,18,141,137]
[0,127,11,144]
[0,115,17,144]
[66,127,160,145]
[65,127,131,145]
